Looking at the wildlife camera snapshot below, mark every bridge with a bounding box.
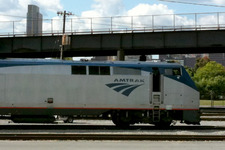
[0,12,225,59]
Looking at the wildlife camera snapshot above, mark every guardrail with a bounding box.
[1,24,225,38]
[1,11,225,37]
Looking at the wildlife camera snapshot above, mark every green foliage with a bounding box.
[185,57,210,78]
[193,61,225,100]
[194,56,210,72]
[184,66,195,77]
[185,57,225,100]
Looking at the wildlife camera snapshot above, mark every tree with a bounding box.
[193,61,225,99]
[194,56,210,72]
[184,66,195,77]
[185,56,210,78]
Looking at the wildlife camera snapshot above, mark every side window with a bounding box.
[89,66,110,75]
[89,66,99,75]
[100,66,110,75]
[72,66,86,75]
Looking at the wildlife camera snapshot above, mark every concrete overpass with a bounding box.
[0,29,225,59]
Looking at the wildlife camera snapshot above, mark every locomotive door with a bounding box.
[151,68,162,122]
[151,68,162,104]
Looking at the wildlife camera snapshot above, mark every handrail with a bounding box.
[0,24,225,37]
[1,11,225,37]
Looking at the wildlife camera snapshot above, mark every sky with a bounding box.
[62,0,225,17]
[1,0,225,19]
[1,0,225,34]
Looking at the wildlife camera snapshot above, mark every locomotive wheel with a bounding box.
[64,116,74,123]
[154,112,173,128]
[111,111,131,128]
[112,116,130,128]
[154,119,172,128]
[154,121,171,128]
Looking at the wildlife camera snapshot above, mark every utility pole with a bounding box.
[57,11,73,60]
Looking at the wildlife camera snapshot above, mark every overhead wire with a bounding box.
[158,0,225,7]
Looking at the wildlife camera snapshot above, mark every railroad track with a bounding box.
[201,118,225,121]
[200,107,225,113]
[0,124,225,130]
[0,134,224,141]
[201,112,225,121]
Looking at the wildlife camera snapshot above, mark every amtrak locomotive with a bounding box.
[0,59,200,127]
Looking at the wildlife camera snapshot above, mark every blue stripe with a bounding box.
[105,83,126,88]
[122,85,143,96]
[0,59,182,69]
[114,84,134,92]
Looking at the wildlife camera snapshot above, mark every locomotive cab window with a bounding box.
[165,68,181,76]
[72,66,86,75]
[89,66,110,75]
[172,68,181,76]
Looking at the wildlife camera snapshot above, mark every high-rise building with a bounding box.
[26,5,42,36]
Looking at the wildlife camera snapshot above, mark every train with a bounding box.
[0,59,200,127]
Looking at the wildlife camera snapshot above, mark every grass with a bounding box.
[200,100,225,107]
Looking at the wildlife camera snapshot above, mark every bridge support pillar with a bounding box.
[117,49,125,61]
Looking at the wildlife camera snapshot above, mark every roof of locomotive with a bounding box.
[0,59,182,68]
[0,59,197,90]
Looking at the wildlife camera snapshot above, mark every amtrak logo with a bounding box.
[106,79,144,96]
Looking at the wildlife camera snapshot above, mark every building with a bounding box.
[26,5,43,36]
[159,53,225,67]
[209,53,225,66]
[158,54,204,68]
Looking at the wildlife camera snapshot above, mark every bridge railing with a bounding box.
[1,12,225,37]
[1,24,225,37]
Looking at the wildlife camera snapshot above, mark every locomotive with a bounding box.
[0,59,200,127]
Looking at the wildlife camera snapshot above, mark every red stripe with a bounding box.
[0,107,48,109]
[0,107,199,111]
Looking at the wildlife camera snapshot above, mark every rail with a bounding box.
[1,11,225,37]
[0,134,224,141]
[1,25,225,38]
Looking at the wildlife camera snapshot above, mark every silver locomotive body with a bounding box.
[0,59,200,126]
